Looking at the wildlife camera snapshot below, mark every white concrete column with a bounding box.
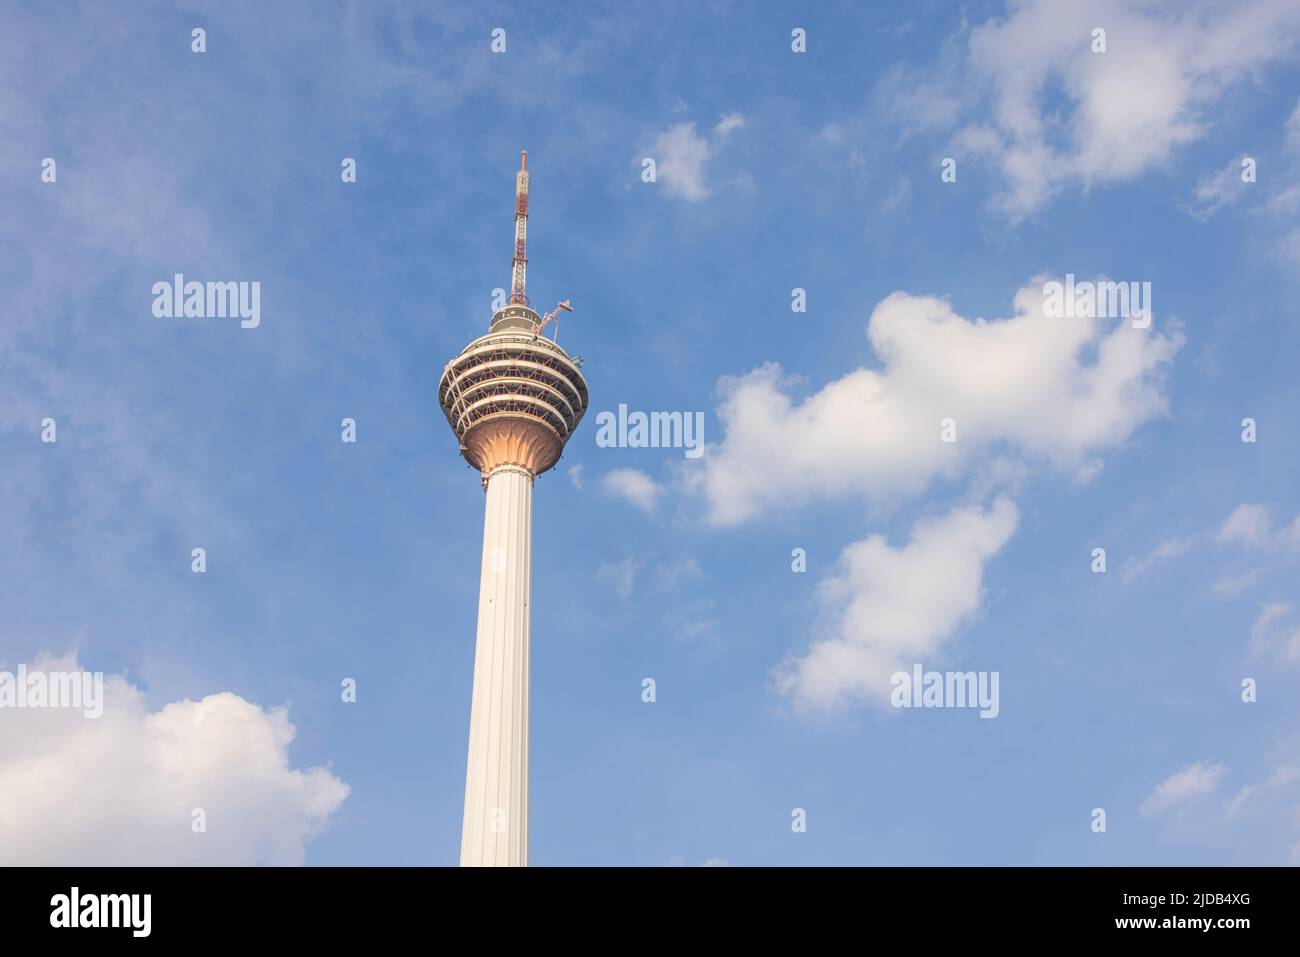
[460,464,533,866]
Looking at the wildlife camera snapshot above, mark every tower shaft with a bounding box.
[460,464,533,866]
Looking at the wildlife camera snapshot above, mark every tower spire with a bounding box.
[510,150,529,305]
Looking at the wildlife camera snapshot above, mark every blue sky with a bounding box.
[2,0,1300,865]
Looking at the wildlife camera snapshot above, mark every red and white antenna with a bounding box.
[510,153,576,343]
[510,151,529,305]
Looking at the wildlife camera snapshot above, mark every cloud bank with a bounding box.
[0,654,348,865]
[692,279,1180,527]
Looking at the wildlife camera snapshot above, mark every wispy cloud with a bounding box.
[1249,603,1300,662]
[1141,762,1228,816]
[906,0,1300,218]
[656,556,703,588]
[598,556,643,599]
[1217,504,1300,550]
[1211,569,1262,598]
[1225,763,1300,819]
[1122,537,1192,584]
[600,468,662,512]
[1190,159,1251,219]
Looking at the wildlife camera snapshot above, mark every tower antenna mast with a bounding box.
[510,151,529,305]
[514,150,575,341]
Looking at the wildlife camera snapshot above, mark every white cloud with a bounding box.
[954,0,1300,218]
[567,464,585,490]
[817,123,845,144]
[1211,569,1262,598]
[883,177,913,213]
[679,619,718,641]
[1224,785,1255,819]
[1217,503,1300,550]
[714,112,745,140]
[0,654,348,865]
[656,556,703,588]
[1266,182,1300,217]
[1275,515,1297,547]
[600,468,662,512]
[1141,761,1228,816]
[1122,537,1192,583]
[667,853,732,866]
[1287,96,1300,153]
[880,66,964,137]
[1191,159,1250,218]
[1218,504,1273,547]
[691,278,1179,526]
[775,498,1018,712]
[1225,763,1300,818]
[646,112,745,201]
[1249,602,1300,662]
[598,556,642,599]
[1251,601,1291,643]
[648,123,712,200]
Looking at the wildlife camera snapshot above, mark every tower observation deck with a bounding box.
[437,152,588,867]
[438,318,588,482]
